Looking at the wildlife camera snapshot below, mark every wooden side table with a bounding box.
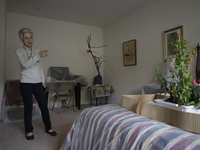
[88,85,113,106]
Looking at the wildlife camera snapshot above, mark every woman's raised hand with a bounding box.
[39,50,49,57]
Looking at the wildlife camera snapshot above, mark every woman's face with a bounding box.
[21,32,33,48]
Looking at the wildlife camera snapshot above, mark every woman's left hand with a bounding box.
[42,82,46,88]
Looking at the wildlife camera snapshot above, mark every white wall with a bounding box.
[104,0,200,104]
[6,13,104,106]
[5,0,200,108]
[0,0,6,120]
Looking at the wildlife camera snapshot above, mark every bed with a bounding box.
[60,104,200,150]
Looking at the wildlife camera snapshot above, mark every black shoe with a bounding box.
[26,132,34,140]
[46,129,57,136]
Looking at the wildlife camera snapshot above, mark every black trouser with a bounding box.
[20,82,51,133]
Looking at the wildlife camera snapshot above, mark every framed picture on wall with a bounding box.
[163,25,184,62]
[123,39,136,66]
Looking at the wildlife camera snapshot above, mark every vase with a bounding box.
[94,74,102,85]
[155,99,200,114]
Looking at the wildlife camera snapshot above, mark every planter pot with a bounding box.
[94,74,102,85]
[155,99,200,114]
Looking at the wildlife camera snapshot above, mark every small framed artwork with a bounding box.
[123,39,136,66]
[163,25,184,62]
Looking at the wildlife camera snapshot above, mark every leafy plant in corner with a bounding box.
[155,38,197,106]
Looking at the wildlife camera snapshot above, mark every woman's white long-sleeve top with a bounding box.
[15,45,45,83]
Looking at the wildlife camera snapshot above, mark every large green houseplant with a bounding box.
[155,38,199,107]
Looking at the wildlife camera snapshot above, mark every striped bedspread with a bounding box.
[60,104,200,150]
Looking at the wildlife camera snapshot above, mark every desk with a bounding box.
[88,85,113,106]
[45,80,82,110]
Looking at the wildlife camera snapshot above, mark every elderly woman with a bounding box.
[15,28,57,140]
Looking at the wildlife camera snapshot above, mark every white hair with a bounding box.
[18,28,33,40]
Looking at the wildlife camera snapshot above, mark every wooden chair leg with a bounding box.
[67,99,71,109]
[52,97,57,111]
[58,99,60,114]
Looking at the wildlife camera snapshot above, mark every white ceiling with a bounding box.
[6,0,153,27]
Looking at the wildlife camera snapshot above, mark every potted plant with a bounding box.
[155,38,198,108]
[86,34,112,85]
